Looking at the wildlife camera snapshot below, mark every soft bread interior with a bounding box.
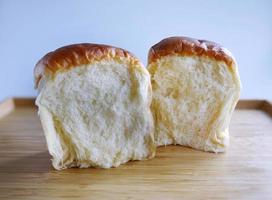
[36,59,155,169]
[148,55,241,152]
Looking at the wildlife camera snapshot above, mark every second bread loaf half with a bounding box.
[147,37,241,152]
[35,43,155,169]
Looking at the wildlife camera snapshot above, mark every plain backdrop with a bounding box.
[0,0,271,101]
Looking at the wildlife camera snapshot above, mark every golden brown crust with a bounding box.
[34,43,141,88]
[148,36,235,66]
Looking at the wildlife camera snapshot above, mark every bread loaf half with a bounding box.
[35,43,155,169]
[147,37,241,152]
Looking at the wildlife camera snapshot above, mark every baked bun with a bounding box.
[147,37,241,152]
[35,43,155,170]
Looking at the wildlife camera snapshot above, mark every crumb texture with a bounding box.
[36,59,155,169]
[148,55,241,152]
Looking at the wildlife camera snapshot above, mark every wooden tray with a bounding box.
[0,98,271,200]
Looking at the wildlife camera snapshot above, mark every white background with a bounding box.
[0,0,271,101]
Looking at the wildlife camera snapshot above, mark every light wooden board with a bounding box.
[0,99,271,200]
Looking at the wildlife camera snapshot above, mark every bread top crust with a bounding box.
[34,43,142,88]
[148,36,235,66]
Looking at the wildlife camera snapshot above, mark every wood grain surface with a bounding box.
[0,99,271,199]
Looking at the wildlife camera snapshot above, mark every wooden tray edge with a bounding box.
[0,98,35,119]
[0,98,271,119]
[0,98,15,119]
